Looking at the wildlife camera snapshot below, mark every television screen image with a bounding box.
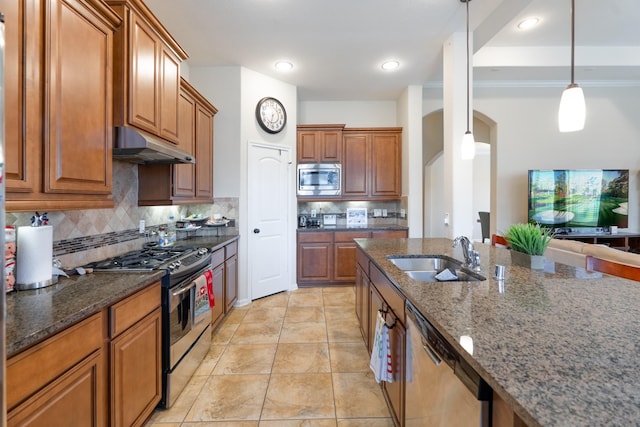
[528,169,629,229]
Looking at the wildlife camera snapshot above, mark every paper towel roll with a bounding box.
[16,225,53,287]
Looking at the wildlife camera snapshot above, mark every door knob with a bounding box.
[253,228,260,234]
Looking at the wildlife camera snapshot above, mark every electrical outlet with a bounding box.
[311,209,317,218]
[374,209,382,217]
[382,209,388,217]
[400,209,406,218]
[139,220,145,234]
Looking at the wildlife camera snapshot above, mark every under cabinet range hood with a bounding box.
[112,126,195,164]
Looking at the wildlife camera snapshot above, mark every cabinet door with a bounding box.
[174,89,196,198]
[225,254,238,312]
[45,0,113,194]
[370,132,401,197]
[111,308,162,427]
[297,130,320,163]
[211,262,225,328]
[368,283,384,355]
[355,264,369,346]
[129,13,159,133]
[319,130,342,162]
[334,231,369,282]
[8,351,106,427]
[297,242,333,283]
[4,0,38,193]
[195,103,215,200]
[342,133,369,197]
[159,45,180,143]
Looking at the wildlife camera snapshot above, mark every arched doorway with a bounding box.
[422,110,497,241]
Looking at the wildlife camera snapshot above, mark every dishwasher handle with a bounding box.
[421,337,443,366]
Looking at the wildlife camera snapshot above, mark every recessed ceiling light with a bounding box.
[275,61,293,71]
[381,60,400,71]
[517,17,540,30]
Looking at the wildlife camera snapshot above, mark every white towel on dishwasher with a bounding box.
[370,311,393,383]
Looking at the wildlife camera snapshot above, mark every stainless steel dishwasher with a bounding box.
[405,300,492,427]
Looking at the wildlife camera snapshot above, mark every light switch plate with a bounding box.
[382,209,388,217]
[374,209,382,217]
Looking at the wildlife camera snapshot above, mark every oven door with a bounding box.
[167,280,196,369]
[167,269,213,370]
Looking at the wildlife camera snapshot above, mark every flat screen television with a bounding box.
[528,169,629,229]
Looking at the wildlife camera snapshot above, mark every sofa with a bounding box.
[544,238,640,269]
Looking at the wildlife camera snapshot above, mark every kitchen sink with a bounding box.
[387,255,485,282]
[388,255,462,271]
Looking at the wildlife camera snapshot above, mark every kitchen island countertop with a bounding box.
[356,237,640,427]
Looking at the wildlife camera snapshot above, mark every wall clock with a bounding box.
[255,97,287,134]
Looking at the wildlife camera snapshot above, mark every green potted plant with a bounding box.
[504,223,554,269]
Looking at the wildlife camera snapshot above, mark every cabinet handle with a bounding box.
[253,228,260,234]
[422,337,443,366]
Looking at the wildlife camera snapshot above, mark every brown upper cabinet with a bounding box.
[342,128,402,200]
[4,0,120,212]
[107,0,188,145]
[296,125,402,201]
[137,78,218,205]
[296,124,345,163]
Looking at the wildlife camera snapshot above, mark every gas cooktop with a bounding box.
[85,245,208,273]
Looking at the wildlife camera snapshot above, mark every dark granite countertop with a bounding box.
[355,237,640,427]
[297,224,408,232]
[6,234,240,358]
[6,271,164,357]
[175,234,239,251]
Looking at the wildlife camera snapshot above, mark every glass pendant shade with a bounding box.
[461,131,475,159]
[558,83,585,132]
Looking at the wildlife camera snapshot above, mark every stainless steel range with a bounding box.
[86,245,213,408]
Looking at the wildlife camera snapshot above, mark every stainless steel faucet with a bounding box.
[453,236,481,270]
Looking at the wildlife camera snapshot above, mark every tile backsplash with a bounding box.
[6,161,239,268]
[298,200,408,226]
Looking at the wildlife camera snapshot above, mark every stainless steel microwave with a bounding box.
[297,163,342,196]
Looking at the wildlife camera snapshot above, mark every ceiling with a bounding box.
[145,0,640,101]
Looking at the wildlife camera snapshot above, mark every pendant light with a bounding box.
[558,0,585,132]
[460,0,475,159]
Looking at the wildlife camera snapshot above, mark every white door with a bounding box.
[248,142,291,300]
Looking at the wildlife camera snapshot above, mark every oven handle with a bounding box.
[172,281,196,297]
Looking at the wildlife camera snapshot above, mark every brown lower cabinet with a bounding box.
[7,281,162,427]
[297,229,407,286]
[210,240,239,330]
[358,251,405,427]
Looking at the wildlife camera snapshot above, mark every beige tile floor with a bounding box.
[146,286,394,427]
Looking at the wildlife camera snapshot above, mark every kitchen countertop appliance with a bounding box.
[297,163,341,196]
[405,300,492,426]
[85,245,213,408]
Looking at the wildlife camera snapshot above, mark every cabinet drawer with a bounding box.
[335,231,370,242]
[7,312,104,410]
[370,264,404,321]
[211,248,225,267]
[110,282,161,338]
[298,231,333,243]
[225,240,238,258]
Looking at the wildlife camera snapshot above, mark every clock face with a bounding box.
[256,97,287,134]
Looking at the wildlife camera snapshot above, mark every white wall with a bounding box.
[424,84,640,234]
[190,66,298,306]
[189,66,242,197]
[298,101,397,126]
